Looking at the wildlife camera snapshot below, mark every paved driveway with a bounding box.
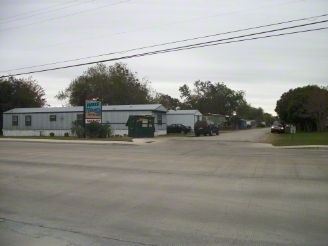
[185,127,270,142]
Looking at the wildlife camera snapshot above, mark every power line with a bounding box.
[0,0,81,21]
[150,27,328,54]
[0,0,308,54]
[0,0,97,24]
[0,0,131,32]
[1,26,326,78]
[148,20,328,53]
[1,16,327,73]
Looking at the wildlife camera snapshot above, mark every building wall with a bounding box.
[203,115,225,126]
[3,112,81,131]
[3,110,167,136]
[2,130,71,137]
[167,114,201,130]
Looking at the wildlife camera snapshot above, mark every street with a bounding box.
[0,128,328,246]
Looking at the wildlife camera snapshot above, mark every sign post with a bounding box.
[290,125,296,142]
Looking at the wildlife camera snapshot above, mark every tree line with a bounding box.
[3,62,326,132]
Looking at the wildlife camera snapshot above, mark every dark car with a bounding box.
[271,122,285,133]
[167,124,191,134]
[194,120,219,136]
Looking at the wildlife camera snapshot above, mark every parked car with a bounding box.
[260,122,266,127]
[167,124,191,134]
[194,120,219,136]
[271,122,285,133]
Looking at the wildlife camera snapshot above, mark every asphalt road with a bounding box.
[0,128,328,246]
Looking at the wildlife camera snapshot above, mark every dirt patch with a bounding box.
[258,132,280,144]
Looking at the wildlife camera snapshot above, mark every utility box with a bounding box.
[126,115,155,138]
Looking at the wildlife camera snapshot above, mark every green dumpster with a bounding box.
[126,115,155,138]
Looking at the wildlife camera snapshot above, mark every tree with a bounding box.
[275,85,327,131]
[56,63,153,106]
[263,113,277,125]
[179,80,245,116]
[0,76,47,131]
[152,93,181,110]
[303,86,328,132]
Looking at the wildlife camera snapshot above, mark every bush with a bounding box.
[85,121,112,138]
[64,132,69,137]
[49,132,55,137]
[71,120,84,138]
[71,120,112,138]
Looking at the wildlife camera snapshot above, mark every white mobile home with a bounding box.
[166,110,202,130]
[2,104,168,137]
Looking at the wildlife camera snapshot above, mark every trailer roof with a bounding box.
[167,110,202,115]
[4,104,167,114]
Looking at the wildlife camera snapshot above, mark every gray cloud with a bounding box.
[1,0,327,115]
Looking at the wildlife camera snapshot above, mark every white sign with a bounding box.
[290,126,296,134]
[85,119,101,124]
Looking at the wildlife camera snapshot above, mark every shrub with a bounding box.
[85,121,112,138]
[71,120,112,138]
[64,132,69,137]
[71,120,84,138]
[49,132,55,137]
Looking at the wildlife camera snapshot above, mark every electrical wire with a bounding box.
[1,26,326,78]
[1,14,326,73]
[0,0,131,32]
[0,0,97,24]
[149,27,328,54]
[142,19,328,54]
[0,0,308,54]
[0,0,81,21]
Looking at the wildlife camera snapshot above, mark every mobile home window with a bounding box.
[77,114,83,121]
[50,115,56,121]
[157,113,162,125]
[25,115,31,126]
[12,116,18,126]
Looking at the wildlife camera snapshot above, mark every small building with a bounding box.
[238,119,247,129]
[202,114,226,126]
[126,115,155,138]
[166,110,202,130]
[2,104,168,137]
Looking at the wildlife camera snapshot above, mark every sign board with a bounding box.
[85,119,101,124]
[85,100,102,124]
[290,126,296,134]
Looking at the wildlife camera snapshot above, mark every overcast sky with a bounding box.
[1,0,327,115]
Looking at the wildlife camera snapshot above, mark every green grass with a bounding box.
[0,135,133,142]
[269,131,328,146]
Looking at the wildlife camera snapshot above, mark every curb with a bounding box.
[274,145,328,150]
[0,138,138,146]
